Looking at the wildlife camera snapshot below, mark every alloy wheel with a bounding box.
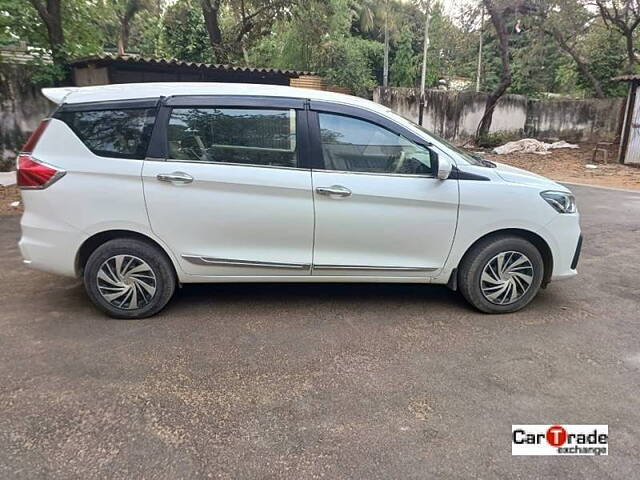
[96,254,157,310]
[480,251,534,305]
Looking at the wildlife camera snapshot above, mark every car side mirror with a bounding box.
[435,154,452,180]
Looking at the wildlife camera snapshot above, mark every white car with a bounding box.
[17,83,581,319]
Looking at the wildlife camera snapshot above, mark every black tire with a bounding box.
[83,238,176,319]
[458,235,544,314]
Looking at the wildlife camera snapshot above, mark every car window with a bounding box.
[318,113,434,175]
[57,108,156,159]
[167,108,297,168]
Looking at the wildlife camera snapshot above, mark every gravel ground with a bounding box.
[0,185,639,479]
[0,185,22,215]
[488,144,640,191]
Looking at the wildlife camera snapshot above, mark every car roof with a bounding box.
[42,82,392,115]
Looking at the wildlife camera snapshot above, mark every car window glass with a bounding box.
[318,113,433,175]
[168,108,297,168]
[57,108,156,159]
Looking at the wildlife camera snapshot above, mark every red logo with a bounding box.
[546,425,568,447]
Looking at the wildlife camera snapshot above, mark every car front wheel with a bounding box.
[83,238,176,319]
[458,235,544,314]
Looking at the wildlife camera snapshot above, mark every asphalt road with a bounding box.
[1,184,639,479]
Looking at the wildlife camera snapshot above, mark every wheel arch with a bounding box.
[456,228,553,287]
[75,229,179,281]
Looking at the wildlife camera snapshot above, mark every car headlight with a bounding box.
[540,190,576,214]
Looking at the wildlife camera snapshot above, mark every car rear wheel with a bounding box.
[458,235,544,314]
[83,238,176,319]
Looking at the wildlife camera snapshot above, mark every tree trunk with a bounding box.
[201,0,226,62]
[419,1,431,125]
[476,0,511,141]
[47,0,64,61]
[625,31,636,70]
[551,29,604,98]
[118,17,130,55]
[29,0,64,64]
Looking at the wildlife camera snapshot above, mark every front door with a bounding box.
[143,101,314,277]
[309,110,459,277]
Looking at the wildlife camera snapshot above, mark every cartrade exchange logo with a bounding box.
[512,425,608,456]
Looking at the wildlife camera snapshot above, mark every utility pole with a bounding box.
[419,0,431,125]
[383,0,389,87]
[476,5,484,92]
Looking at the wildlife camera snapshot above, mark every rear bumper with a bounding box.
[19,214,85,278]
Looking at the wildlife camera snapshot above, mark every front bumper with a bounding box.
[544,213,581,282]
[571,235,583,270]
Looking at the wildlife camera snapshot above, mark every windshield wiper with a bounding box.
[469,152,496,168]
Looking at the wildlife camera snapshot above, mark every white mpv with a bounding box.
[17,83,581,319]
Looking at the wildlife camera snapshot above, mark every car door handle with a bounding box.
[315,185,352,197]
[157,172,193,184]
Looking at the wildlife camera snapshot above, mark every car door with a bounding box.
[142,96,314,277]
[308,102,459,277]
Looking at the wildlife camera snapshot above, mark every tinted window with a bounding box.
[167,108,297,168]
[57,108,156,159]
[318,113,434,175]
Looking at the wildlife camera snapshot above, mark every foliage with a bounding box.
[319,36,383,96]
[0,0,634,97]
[127,8,164,56]
[575,22,627,97]
[390,29,417,87]
[162,0,213,63]
[249,0,383,96]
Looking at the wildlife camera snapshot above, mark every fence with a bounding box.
[374,87,625,144]
[0,62,54,170]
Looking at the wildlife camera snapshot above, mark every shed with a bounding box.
[69,53,322,89]
[613,74,640,165]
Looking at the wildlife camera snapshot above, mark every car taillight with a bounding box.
[21,119,50,153]
[16,119,65,189]
[17,155,64,189]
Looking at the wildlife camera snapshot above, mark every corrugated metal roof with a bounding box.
[612,74,640,82]
[69,53,314,77]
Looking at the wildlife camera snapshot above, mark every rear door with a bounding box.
[308,102,459,277]
[142,96,314,277]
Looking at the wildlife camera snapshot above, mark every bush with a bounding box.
[317,37,383,98]
[476,130,522,148]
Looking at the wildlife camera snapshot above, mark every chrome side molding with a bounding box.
[313,265,438,272]
[182,255,311,270]
[182,255,437,273]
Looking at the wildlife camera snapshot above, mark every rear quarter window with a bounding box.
[55,108,156,159]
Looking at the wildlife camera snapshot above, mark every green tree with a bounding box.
[1,0,108,84]
[127,6,164,56]
[390,29,417,87]
[576,21,627,97]
[199,0,296,63]
[319,36,383,96]
[163,0,213,63]
[114,0,154,55]
[248,0,383,96]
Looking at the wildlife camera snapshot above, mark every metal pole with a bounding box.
[419,0,431,125]
[476,5,484,93]
[383,0,389,87]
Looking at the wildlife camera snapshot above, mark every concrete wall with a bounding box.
[374,87,623,143]
[526,98,624,143]
[0,63,54,170]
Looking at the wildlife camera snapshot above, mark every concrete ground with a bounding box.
[0,184,638,479]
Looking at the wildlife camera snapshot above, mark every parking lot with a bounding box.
[1,184,639,479]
